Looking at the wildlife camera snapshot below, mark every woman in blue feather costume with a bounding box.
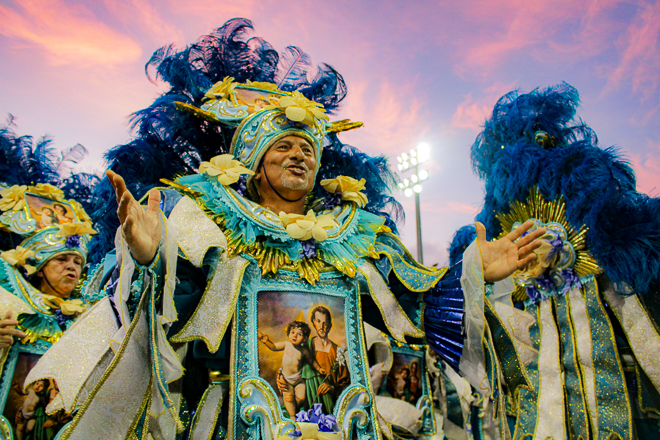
[472,83,660,439]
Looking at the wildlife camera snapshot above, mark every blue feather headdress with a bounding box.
[89,18,402,263]
[473,83,660,294]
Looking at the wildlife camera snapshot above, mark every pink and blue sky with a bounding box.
[1,0,659,265]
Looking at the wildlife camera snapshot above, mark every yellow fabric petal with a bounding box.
[312,226,327,242]
[287,224,310,240]
[57,221,97,237]
[285,106,307,122]
[217,173,239,185]
[0,185,27,211]
[32,183,65,200]
[24,265,36,276]
[278,96,296,107]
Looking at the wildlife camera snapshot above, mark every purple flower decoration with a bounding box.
[55,309,72,327]
[295,404,337,432]
[229,176,248,197]
[301,239,317,259]
[536,274,555,291]
[65,235,81,248]
[526,286,542,303]
[559,268,582,295]
[318,414,337,432]
[323,192,342,210]
[546,236,563,261]
[309,403,324,423]
[287,429,302,438]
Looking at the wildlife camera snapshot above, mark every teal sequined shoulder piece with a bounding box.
[170,174,389,284]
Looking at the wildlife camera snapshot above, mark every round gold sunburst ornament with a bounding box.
[496,187,602,303]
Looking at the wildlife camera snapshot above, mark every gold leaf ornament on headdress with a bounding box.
[203,76,238,101]
[244,80,279,91]
[321,176,369,207]
[279,210,338,242]
[56,221,97,237]
[0,185,27,211]
[198,154,255,185]
[31,183,65,200]
[272,91,329,127]
[70,199,92,224]
[1,246,37,275]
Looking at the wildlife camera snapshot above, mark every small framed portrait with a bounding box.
[24,194,77,229]
[234,88,280,114]
[0,344,71,439]
[379,343,436,436]
[257,290,350,420]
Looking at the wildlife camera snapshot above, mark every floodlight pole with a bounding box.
[414,163,424,264]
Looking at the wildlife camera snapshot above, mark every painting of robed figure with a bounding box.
[257,291,350,419]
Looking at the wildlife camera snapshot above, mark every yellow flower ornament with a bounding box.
[56,221,97,238]
[279,210,338,242]
[32,183,65,200]
[1,246,37,275]
[0,185,27,211]
[320,176,368,207]
[70,199,92,224]
[203,76,238,101]
[199,154,255,185]
[42,295,87,316]
[274,91,329,127]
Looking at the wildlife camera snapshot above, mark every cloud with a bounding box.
[445,201,480,216]
[630,142,660,196]
[450,82,517,131]
[604,1,660,99]
[0,0,142,66]
[338,78,427,158]
[448,0,626,79]
[102,0,184,44]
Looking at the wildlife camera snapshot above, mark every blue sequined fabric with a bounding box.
[423,262,464,370]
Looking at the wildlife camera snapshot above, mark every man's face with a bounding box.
[254,135,317,196]
[37,252,83,299]
[288,327,305,346]
[312,311,330,339]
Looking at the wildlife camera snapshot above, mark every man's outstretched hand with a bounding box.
[107,170,161,266]
[477,220,546,283]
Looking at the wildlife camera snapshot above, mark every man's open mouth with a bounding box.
[286,164,307,175]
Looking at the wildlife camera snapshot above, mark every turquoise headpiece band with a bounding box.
[229,108,324,173]
[174,77,364,194]
[20,225,91,270]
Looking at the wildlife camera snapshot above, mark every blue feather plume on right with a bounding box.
[473,83,660,294]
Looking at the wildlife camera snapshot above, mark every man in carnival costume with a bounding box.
[471,83,660,439]
[28,21,545,440]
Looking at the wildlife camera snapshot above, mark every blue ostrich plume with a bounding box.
[0,115,100,250]
[473,84,660,294]
[447,224,477,267]
[0,115,100,210]
[89,18,398,263]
